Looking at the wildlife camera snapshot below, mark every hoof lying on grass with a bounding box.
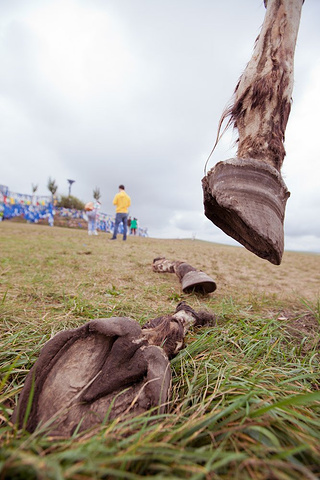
[12,318,171,436]
[12,303,215,436]
[152,257,217,294]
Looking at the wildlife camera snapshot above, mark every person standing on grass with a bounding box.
[85,201,100,235]
[130,217,138,236]
[110,185,131,241]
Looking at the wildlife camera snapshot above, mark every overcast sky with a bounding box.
[1,0,319,253]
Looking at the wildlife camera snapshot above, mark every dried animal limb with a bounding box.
[202,0,304,265]
[152,257,216,294]
[12,303,215,436]
[142,301,216,358]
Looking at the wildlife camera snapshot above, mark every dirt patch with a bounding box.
[279,312,320,352]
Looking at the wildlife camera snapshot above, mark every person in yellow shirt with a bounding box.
[110,185,131,241]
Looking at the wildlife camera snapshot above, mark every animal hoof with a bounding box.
[202,158,290,265]
[181,270,216,294]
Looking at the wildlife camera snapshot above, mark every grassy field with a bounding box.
[1,221,320,479]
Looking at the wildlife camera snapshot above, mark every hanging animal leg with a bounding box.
[202,0,304,265]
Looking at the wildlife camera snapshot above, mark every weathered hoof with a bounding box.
[202,158,290,265]
[12,318,171,436]
[181,271,217,294]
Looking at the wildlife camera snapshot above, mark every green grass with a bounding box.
[1,222,320,479]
